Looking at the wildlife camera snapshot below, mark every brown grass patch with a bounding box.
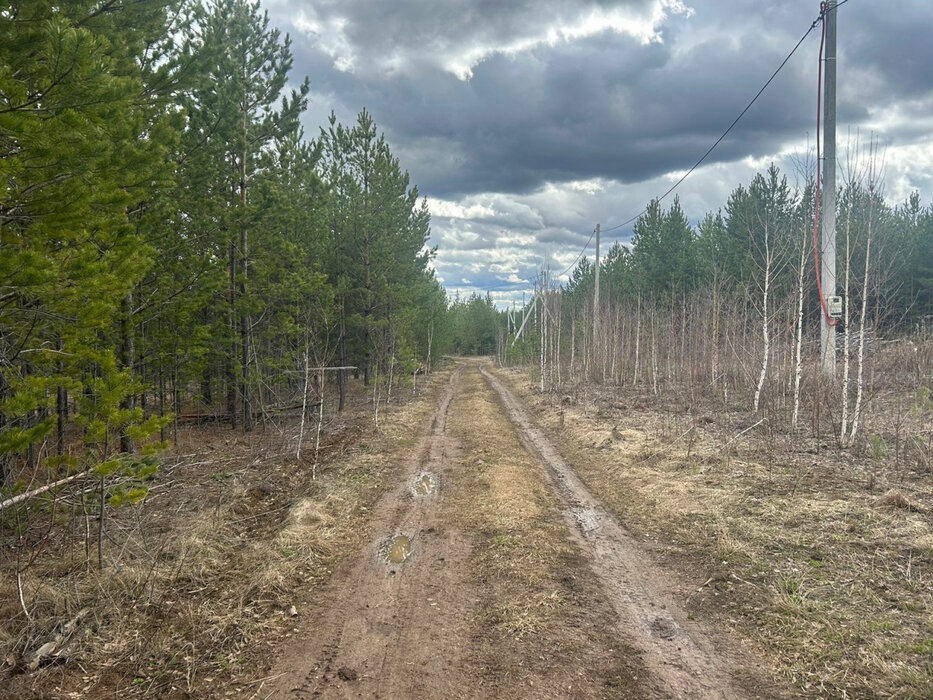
[443,367,647,697]
[499,366,933,699]
[1,369,451,699]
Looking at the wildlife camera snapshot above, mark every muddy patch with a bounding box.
[572,506,602,535]
[411,472,438,496]
[384,534,413,564]
[649,616,679,641]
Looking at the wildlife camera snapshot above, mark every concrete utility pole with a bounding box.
[820,1,837,376]
[512,295,536,346]
[593,224,601,353]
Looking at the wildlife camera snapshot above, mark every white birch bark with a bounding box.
[633,295,641,386]
[540,286,546,393]
[570,316,576,384]
[555,299,562,388]
[849,216,873,446]
[313,368,325,480]
[711,276,720,388]
[651,315,659,396]
[753,240,771,413]
[792,238,806,429]
[840,209,853,443]
[297,344,311,460]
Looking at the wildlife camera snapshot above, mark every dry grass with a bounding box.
[502,364,933,699]
[0,369,450,699]
[446,370,572,637]
[443,366,647,698]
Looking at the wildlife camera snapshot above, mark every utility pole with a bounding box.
[540,268,548,392]
[820,1,837,376]
[593,224,601,356]
[512,296,536,346]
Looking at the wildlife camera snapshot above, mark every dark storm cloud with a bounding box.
[262,0,933,304]
[273,0,933,198]
[275,0,881,199]
[839,0,933,101]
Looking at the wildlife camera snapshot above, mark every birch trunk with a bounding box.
[711,275,720,388]
[426,320,433,373]
[555,299,562,387]
[570,316,576,384]
[849,217,873,446]
[633,294,641,386]
[297,343,310,460]
[313,368,325,479]
[792,237,806,429]
[540,285,546,393]
[387,353,395,407]
[840,206,853,443]
[651,314,659,396]
[753,242,772,414]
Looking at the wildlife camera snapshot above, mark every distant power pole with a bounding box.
[820,1,837,376]
[593,223,601,354]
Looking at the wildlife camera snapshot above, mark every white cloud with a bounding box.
[567,179,607,194]
[442,2,694,80]
[427,198,497,220]
[294,10,357,72]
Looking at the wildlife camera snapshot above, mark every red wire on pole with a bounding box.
[813,3,839,327]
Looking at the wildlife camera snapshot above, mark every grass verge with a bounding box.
[1,371,449,699]
[500,366,933,699]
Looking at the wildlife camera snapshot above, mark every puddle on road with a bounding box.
[572,507,602,536]
[386,535,412,564]
[411,472,437,496]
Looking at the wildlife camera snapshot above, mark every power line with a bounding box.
[557,226,597,277]
[602,14,826,234]
[555,2,850,278]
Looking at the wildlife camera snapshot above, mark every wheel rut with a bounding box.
[267,362,776,699]
[270,366,473,699]
[479,364,764,699]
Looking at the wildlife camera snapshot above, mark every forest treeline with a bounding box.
[503,160,932,447]
[4,1,933,501]
[563,166,932,331]
[0,0,449,496]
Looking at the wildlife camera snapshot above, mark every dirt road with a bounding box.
[270,361,774,698]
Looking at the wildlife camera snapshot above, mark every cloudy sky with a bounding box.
[263,0,933,307]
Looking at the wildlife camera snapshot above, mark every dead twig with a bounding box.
[717,418,766,455]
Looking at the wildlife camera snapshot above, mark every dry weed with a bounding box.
[1,369,451,698]
[502,366,933,699]
[446,371,583,647]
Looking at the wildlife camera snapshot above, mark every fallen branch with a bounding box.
[717,418,766,454]
[0,470,91,512]
[23,607,91,671]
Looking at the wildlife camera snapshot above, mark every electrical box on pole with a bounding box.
[827,295,843,319]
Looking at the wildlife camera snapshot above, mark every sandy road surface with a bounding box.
[269,361,773,699]
[479,365,761,699]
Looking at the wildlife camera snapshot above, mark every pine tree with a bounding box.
[319,110,433,390]
[0,1,180,485]
[183,0,309,429]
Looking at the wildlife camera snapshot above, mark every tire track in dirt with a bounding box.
[270,366,477,699]
[479,364,766,700]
